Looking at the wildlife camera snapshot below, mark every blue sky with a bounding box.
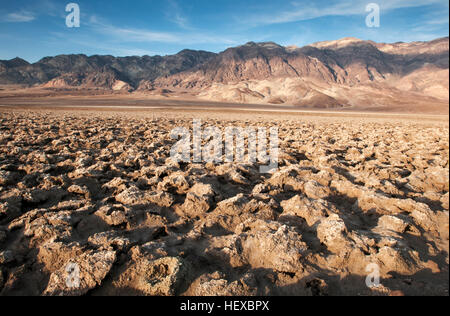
[0,0,448,62]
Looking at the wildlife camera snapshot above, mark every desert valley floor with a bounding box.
[0,99,448,296]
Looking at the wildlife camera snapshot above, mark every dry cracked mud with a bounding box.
[0,108,448,296]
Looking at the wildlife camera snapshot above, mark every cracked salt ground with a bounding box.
[0,109,448,296]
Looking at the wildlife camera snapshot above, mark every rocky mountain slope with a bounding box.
[0,37,448,110]
[154,37,449,109]
[0,50,215,89]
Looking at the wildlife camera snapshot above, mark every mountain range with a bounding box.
[1,37,448,111]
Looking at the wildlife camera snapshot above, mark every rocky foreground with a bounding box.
[0,109,448,296]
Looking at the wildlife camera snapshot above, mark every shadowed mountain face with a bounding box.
[0,50,216,87]
[0,37,448,110]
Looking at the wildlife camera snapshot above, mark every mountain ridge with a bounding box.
[1,37,448,110]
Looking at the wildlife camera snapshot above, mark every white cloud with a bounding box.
[410,8,449,32]
[1,0,63,23]
[75,40,161,57]
[88,14,239,45]
[172,13,189,29]
[102,25,180,43]
[88,15,178,42]
[3,11,35,23]
[242,0,448,26]
[113,48,160,57]
[166,0,191,30]
[422,11,449,26]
